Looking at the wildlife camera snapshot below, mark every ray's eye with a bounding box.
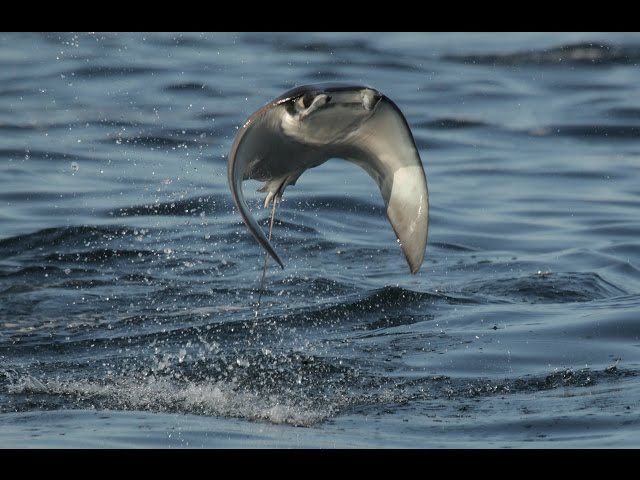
[294,91,331,116]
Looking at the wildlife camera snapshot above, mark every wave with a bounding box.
[3,359,634,426]
[69,65,165,78]
[542,124,640,140]
[0,225,128,255]
[0,148,93,162]
[607,107,640,120]
[109,195,231,217]
[103,134,197,148]
[417,117,489,129]
[463,271,627,304]
[283,195,384,216]
[162,82,225,97]
[444,42,640,66]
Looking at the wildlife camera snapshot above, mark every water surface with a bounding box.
[1,32,639,448]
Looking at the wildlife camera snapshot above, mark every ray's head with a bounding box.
[271,83,384,145]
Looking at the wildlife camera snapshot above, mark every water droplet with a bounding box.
[70,161,79,173]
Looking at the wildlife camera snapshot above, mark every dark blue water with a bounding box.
[1,32,639,448]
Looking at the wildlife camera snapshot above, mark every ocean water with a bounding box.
[1,32,639,448]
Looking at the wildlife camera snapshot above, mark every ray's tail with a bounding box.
[255,197,279,315]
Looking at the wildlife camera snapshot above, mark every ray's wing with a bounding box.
[228,107,285,269]
[337,97,429,273]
